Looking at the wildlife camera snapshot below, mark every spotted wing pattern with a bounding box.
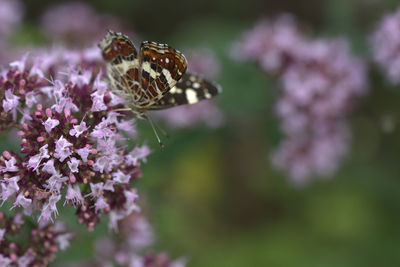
[138,41,187,107]
[98,30,220,113]
[147,73,222,110]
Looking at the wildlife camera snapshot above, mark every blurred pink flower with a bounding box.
[370,7,400,84]
[186,48,221,78]
[40,2,131,46]
[0,212,72,266]
[234,17,368,183]
[0,0,23,37]
[271,123,350,185]
[91,212,186,267]
[0,0,23,65]
[231,14,304,74]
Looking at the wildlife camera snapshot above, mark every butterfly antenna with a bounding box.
[146,115,165,149]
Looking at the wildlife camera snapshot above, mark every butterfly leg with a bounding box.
[112,108,132,112]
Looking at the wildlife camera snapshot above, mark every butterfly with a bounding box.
[98,30,221,146]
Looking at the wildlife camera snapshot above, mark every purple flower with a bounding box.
[2,89,20,112]
[0,53,149,230]
[65,184,84,207]
[69,120,89,137]
[40,2,131,47]
[27,144,50,171]
[186,48,221,79]
[43,117,60,133]
[232,14,304,73]
[1,176,20,201]
[1,155,18,172]
[67,157,80,173]
[126,146,151,166]
[90,211,186,267]
[370,7,400,84]
[234,16,368,182]
[42,159,57,175]
[113,169,131,184]
[53,136,73,162]
[0,56,48,132]
[0,0,23,37]
[12,193,32,209]
[0,212,72,266]
[75,146,91,162]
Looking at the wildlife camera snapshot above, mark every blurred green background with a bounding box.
[4,0,400,266]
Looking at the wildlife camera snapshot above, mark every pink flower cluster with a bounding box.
[40,2,132,47]
[370,6,400,84]
[88,212,185,267]
[0,0,23,37]
[0,0,23,65]
[153,48,224,129]
[234,16,368,183]
[0,211,72,266]
[0,54,150,231]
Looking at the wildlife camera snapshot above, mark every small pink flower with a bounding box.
[1,156,18,172]
[54,136,72,162]
[75,147,91,162]
[43,117,60,133]
[67,157,80,173]
[69,121,89,137]
[112,169,130,184]
[12,193,32,209]
[65,184,84,206]
[2,89,20,112]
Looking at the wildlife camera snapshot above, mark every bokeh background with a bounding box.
[2,0,400,266]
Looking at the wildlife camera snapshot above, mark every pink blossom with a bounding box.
[54,136,72,162]
[234,16,368,182]
[75,147,91,162]
[1,156,18,172]
[370,7,400,84]
[42,117,60,133]
[42,159,57,175]
[65,185,84,206]
[67,157,80,173]
[2,89,20,112]
[126,146,151,166]
[94,196,109,213]
[12,193,32,209]
[39,193,61,224]
[113,169,131,184]
[1,176,20,201]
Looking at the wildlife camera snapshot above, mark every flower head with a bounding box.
[234,16,368,183]
[0,212,71,267]
[370,7,400,84]
[0,54,150,230]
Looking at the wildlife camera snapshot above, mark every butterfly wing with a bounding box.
[98,30,142,101]
[147,73,222,110]
[137,41,187,107]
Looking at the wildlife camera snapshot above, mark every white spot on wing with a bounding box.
[193,82,200,89]
[165,58,169,63]
[169,87,182,94]
[169,87,177,93]
[185,89,198,104]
